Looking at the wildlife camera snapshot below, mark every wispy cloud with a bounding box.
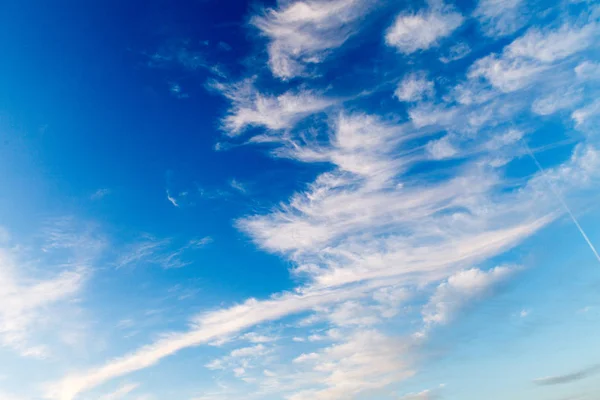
[90,188,111,200]
[385,5,464,54]
[394,72,435,102]
[419,266,516,334]
[209,78,334,135]
[114,235,211,270]
[146,39,207,71]
[534,365,600,385]
[0,220,103,358]
[439,42,471,63]
[251,0,374,79]
[98,383,139,400]
[397,389,436,400]
[169,82,189,99]
[166,190,180,207]
[469,20,598,93]
[473,0,526,37]
[43,2,600,400]
[229,179,247,194]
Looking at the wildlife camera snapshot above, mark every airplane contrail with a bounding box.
[523,141,600,264]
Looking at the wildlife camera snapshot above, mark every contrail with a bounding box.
[523,141,600,263]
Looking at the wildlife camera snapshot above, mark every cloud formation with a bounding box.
[534,365,600,385]
[41,1,600,400]
[0,220,102,358]
[252,0,374,79]
[385,6,463,54]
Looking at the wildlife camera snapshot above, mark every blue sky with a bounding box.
[1,0,600,399]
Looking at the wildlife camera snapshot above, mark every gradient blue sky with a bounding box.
[1,0,600,399]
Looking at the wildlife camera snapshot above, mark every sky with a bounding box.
[1,0,600,399]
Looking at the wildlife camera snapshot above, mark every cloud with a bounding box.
[166,190,180,207]
[468,54,546,93]
[532,90,583,116]
[286,330,413,400]
[90,188,111,200]
[534,365,600,385]
[169,82,189,99]
[0,221,101,358]
[43,3,600,400]
[425,135,458,159]
[98,383,139,400]
[474,0,526,37]
[385,6,464,54]
[147,39,207,71]
[210,78,334,135]
[0,255,86,358]
[115,236,211,270]
[575,61,600,80]
[572,99,600,129]
[468,21,598,93]
[251,0,373,79]
[397,389,435,400]
[229,179,247,194]
[421,266,516,329]
[394,72,435,102]
[439,42,471,63]
[506,23,598,63]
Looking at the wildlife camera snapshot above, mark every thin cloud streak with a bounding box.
[523,141,600,265]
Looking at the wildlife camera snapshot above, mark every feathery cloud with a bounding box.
[474,0,525,37]
[210,78,334,135]
[385,6,463,54]
[534,365,600,385]
[394,72,435,102]
[251,0,373,79]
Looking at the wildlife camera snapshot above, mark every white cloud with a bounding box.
[169,82,189,99]
[229,179,247,194]
[507,23,599,63]
[44,92,600,398]
[230,344,268,358]
[0,221,101,359]
[532,90,583,115]
[240,332,277,344]
[468,21,598,93]
[210,78,334,135]
[166,190,180,207]
[251,0,373,79]
[43,5,600,400]
[468,54,546,92]
[474,0,525,37]
[394,72,434,102]
[483,129,524,150]
[426,135,458,159]
[408,103,457,128]
[572,99,600,129]
[293,352,319,363]
[575,61,600,80]
[98,383,139,400]
[0,257,86,357]
[385,7,464,54]
[421,266,516,329]
[115,236,209,270]
[287,330,413,400]
[397,389,434,400]
[439,42,471,63]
